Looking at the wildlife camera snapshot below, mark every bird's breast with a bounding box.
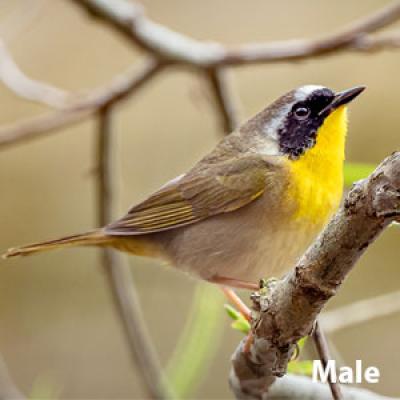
[285,106,346,225]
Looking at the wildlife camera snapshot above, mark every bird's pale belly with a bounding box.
[145,194,328,283]
[166,220,320,283]
[112,178,335,284]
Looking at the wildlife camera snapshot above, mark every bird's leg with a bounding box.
[312,320,343,400]
[209,275,259,291]
[220,286,254,354]
[220,286,251,321]
[218,278,280,354]
[243,331,254,354]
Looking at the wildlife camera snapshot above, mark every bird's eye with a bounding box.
[294,106,310,120]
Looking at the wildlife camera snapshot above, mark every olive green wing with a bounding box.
[105,156,274,235]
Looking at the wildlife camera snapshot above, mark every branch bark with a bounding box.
[71,0,400,66]
[230,152,400,399]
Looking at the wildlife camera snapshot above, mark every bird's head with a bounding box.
[241,85,365,160]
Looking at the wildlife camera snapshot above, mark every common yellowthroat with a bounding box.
[3,85,364,289]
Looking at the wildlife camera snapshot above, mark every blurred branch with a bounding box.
[0,40,70,108]
[268,374,396,400]
[0,356,25,400]
[97,106,171,399]
[321,290,400,334]
[312,322,342,400]
[0,58,164,149]
[206,68,240,133]
[0,1,399,149]
[71,0,400,66]
[350,30,400,52]
[230,152,400,399]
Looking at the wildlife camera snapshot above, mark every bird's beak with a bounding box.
[319,86,366,116]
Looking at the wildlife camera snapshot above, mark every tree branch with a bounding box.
[206,68,240,133]
[321,289,400,334]
[2,1,400,149]
[312,322,343,400]
[0,58,164,149]
[230,152,400,399]
[71,0,400,66]
[268,375,396,400]
[97,106,171,399]
[0,39,70,108]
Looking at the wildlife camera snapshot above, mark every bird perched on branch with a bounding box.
[3,85,364,291]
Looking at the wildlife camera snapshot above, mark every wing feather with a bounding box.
[105,155,275,235]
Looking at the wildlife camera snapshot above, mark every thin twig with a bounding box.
[71,0,400,66]
[97,106,170,399]
[0,58,164,149]
[321,290,400,334]
[312,322,343,400]
[2,1,400,149]
[207,68,240,133]
[0,39,70,108]
[348,31,400,52]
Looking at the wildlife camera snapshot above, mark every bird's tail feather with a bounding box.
[2,230,109,259]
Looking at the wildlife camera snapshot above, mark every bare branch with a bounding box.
[0,40,70,108]
[312,322,342,400]
[268,375,396,400]
[70,0,144,46]
[2,1,400,149]
[321,290,400,334]
[348,30,400,52]
[97,106,171,399]
[223,4,400,65]
[0,58,164,149]
[207,68,240,134]
[230,152,400,399]
[71,0,400,66]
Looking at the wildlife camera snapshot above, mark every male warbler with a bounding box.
[4,85,365,290]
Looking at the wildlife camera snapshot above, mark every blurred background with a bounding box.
[0,0,399,398]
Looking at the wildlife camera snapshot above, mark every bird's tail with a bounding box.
[2,230,109,259]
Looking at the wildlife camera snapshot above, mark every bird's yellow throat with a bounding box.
[288,106,347,224]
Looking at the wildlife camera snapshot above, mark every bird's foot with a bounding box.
[259,276,279,290]
[249,277,280,311]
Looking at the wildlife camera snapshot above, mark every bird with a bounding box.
[3,85,365,291]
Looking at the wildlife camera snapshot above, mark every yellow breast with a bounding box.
[286,106,347,225]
